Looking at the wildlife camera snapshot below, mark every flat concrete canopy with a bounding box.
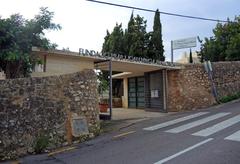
[95,58,180,71]
[33,49,181,78]
[94,58,181,78]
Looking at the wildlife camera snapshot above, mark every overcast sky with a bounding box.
[0,0,239,61]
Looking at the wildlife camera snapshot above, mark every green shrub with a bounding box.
[33,135,49,154]
[219,92,240,103]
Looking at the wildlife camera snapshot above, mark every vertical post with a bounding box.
[209,71,218,99]
[162,69,168,113]
[171,40,174,63]
[109,59,112,119]
[43,55,47,72]
[123,78,128,108]
[204,61,218,102]
[207,61,218,101]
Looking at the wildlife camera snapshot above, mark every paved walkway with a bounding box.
[100,108,170,132]
[111,108,169,121]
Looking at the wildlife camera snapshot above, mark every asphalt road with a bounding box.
[19,100,240,164]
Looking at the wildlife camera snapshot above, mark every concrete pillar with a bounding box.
[122,77,128,108]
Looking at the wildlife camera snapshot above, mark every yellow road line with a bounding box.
[48,146,76,156]
[113,131,136,139]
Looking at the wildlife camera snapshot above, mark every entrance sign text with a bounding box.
[79,48,176,66]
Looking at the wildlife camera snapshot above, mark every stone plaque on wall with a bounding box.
[71,115,89,137]
[0,71,6,80]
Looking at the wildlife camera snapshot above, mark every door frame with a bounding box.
[128,76,145,109]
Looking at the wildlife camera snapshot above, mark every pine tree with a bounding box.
[102,24,124,55]
[108,23,124,54]
[102,12,158,59]
[145,32,155,59]
[151,9,165,61]
[125,11,135,56]
[122,29,128,55]
[129,14,148,58]
[189,48,193,63]
[102,30,111,53]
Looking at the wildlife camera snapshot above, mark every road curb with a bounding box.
[48,146,76,156]
[214,98,240,109]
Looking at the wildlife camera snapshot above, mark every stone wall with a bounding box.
[212,61,240,98]
[0,70,99,160]
[167,61,240,112]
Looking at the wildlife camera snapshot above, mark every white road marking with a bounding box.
[225,130,240,142]
[154,138,213,164]
[143,112,209,131]
[192,115,240,137]
[166,113,230,133]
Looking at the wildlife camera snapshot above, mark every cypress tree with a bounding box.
[152,9,165,61]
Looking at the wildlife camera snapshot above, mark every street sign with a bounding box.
[172,37,197,50]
